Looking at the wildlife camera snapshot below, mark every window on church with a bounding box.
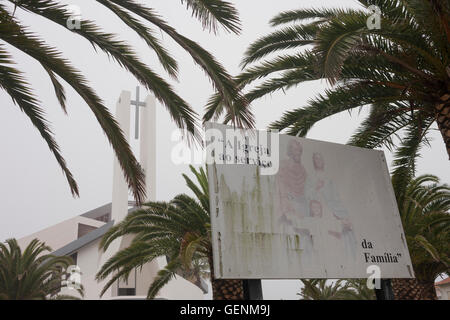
[117,269,137,296]
[118,288,136,296]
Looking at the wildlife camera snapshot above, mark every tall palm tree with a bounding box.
[391,174,450,299]
[96,166,244,300]
[0,0,253,204]
[209,0,449,180]
[0,238,82,300]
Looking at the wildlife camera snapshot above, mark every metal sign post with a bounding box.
[375,279,395,300]
[243,279,263,300]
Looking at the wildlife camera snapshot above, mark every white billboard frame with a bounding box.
[205,122,414,280]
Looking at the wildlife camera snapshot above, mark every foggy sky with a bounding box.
[1,0,448,299]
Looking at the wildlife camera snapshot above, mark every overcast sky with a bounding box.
[1,0,449,299]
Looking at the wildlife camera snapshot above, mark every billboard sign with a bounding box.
[205,122,414,279]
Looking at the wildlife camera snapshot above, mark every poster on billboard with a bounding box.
[205,122,414,279]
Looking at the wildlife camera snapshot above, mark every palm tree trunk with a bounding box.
[435,93,450,160]
[208,254,244,300]
[391,278,437,300]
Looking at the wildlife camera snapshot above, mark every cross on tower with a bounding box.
[130,86,146,139]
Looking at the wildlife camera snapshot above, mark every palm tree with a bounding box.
[0,238,82,300]
[96,166,244,300]
[297,279,352,300]
[391,174,450,300]
[344,279,376,300]
[1,0,253,204]
[298,279,376,300]
[209,0,449,179]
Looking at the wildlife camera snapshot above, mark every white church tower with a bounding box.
[98,88,206,299]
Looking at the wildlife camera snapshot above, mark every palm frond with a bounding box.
[0,45,78,196]
[391,118,434,202]
[240,0,450,161]
[0,7,146,203]
[270,7,363,26]
[147,258,181,299]
[0,238,82,299]
[241,23,318,67]
[270,83,403,136]
[181,0,241,34]
[96,0,178,78]
[15,0,200,143]
[98,167,212,298]
[106,0,253,129]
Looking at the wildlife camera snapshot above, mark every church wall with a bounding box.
[75,237,109,300]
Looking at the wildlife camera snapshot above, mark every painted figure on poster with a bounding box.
[276,140,356,261]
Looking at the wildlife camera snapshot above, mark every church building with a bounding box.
[17,89,207,299]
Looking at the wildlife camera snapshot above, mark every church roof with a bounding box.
[52,203,209,294]
[52,203,137,256]
[52,220,114,257]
